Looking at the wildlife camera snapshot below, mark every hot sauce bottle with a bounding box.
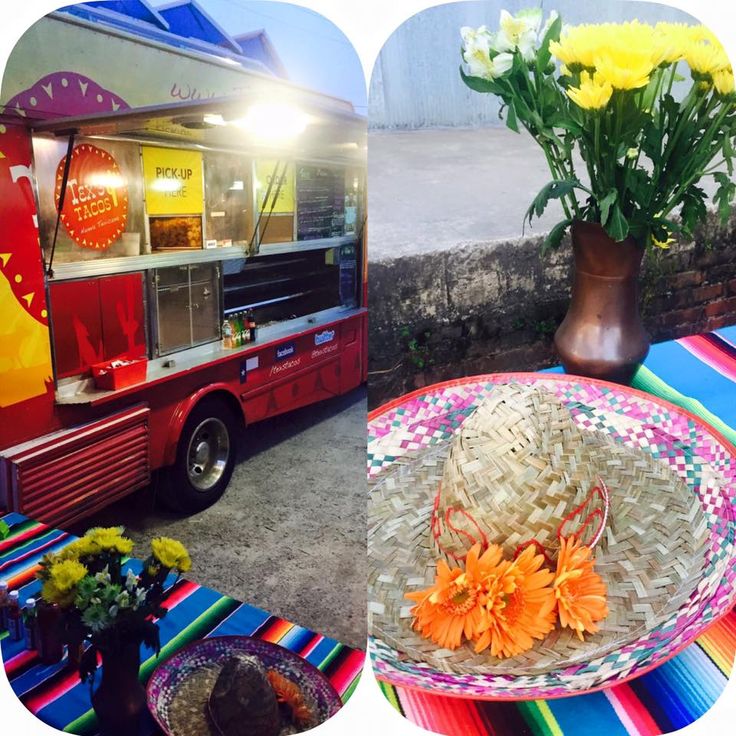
[6,590,23,641]
[24,598,38,651]
[0,580,9,630]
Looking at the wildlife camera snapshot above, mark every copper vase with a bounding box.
[91,639,146,736]
[554,220,649,384]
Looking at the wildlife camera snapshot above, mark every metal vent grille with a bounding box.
[1,405,150,528]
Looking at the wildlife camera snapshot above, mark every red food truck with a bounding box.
[0,11,366,526]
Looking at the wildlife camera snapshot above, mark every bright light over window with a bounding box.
[234,103,309,140]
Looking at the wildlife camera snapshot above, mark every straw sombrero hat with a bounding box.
[368,375,736,699]
[146,636,342,735]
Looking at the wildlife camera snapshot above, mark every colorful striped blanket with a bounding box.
[0,515,363,734]
[372,325,736,736]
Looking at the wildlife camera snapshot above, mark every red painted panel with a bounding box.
[99,273,146,361]
[49,279,104,379]
[0,123,55,445]
[3,405,150,528]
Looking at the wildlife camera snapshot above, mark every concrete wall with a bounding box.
[369,0,699,129]
[368,212,736,407]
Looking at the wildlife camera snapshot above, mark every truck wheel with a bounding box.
[161,397,240,513]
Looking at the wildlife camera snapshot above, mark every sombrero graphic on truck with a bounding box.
[0,2,367,524]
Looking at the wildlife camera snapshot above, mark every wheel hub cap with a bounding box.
[186,417,230,492]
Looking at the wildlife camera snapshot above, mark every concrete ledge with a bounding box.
[368,212,736,408]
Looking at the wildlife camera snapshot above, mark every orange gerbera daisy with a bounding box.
[266,670,313,725]
[473,545,557,658]
[406,543,503,650]
[554,535,609,640]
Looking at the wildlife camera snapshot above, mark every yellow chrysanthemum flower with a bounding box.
[567,71,613,110]
[42,579,77,607]
[49,559,88,592]
[83,527,134,556]
[653,22,692,65]
[685,40,731,76]
[151,537,191,573]
[594,48,653,90]
[712,68,735,96]
[550,24,601,69]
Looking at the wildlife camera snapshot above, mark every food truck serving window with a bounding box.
[34,137,147,262]
[204,152,253,248]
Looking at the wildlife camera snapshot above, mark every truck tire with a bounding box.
[160,396,240,513]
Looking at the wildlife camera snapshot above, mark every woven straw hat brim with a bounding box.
[367,376,734,697]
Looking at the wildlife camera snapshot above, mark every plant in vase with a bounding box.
[37,527,191,736]
[460,9,736,381]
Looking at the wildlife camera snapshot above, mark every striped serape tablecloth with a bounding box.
[370,325,736,736]
[0,514,364,734]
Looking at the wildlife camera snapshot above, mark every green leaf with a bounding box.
[681,185,708,235]
[541,218,573,255]
[713,172,736,224]
[723,135,734,176]
[0,520,9,540]
[505,100,519,132]
[524,179,580,227]
[605,203,629,242]
[598,189,618,226]
[627,168,655,209]
[567,102,584,127]
[536,14,562,75]
[460,67,503,95]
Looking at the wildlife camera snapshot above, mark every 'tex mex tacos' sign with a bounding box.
[55,143,129,250]
[142,146,203,215]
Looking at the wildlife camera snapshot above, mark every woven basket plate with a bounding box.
[367,374,736,699]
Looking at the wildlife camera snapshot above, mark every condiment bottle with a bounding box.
[231,312,240,348]
[37,601,65,665]
[222,319,233,349]
[6,590,24,641]
[0,580,9,630]
[237,311,245,346]
[247,310,257,342]
[24,598,38,651]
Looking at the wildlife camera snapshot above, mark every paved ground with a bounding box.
[74,387,367,650]
[369,126,720,261]
[368,127,567,260]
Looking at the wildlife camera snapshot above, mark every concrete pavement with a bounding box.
[74,387,367,650]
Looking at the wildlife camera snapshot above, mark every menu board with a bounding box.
[296,165,345,240]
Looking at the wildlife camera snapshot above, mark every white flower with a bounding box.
[461,26,514,79]
[94,566,111,585]
[492,8,559,63]
[108,604,119,618]
[115,590,132,609]
[134,586,147,609]
[125,569,139,592]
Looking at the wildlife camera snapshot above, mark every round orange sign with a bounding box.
[54,143,129,250]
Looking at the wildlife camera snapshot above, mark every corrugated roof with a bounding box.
[74,0,170,29]
[156,0,241,53]
[57,1,287,77]
[232,30,288,78]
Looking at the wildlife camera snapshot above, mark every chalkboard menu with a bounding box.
[297,165,345,240]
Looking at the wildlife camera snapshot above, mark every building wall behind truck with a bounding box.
[368,0,698,130]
